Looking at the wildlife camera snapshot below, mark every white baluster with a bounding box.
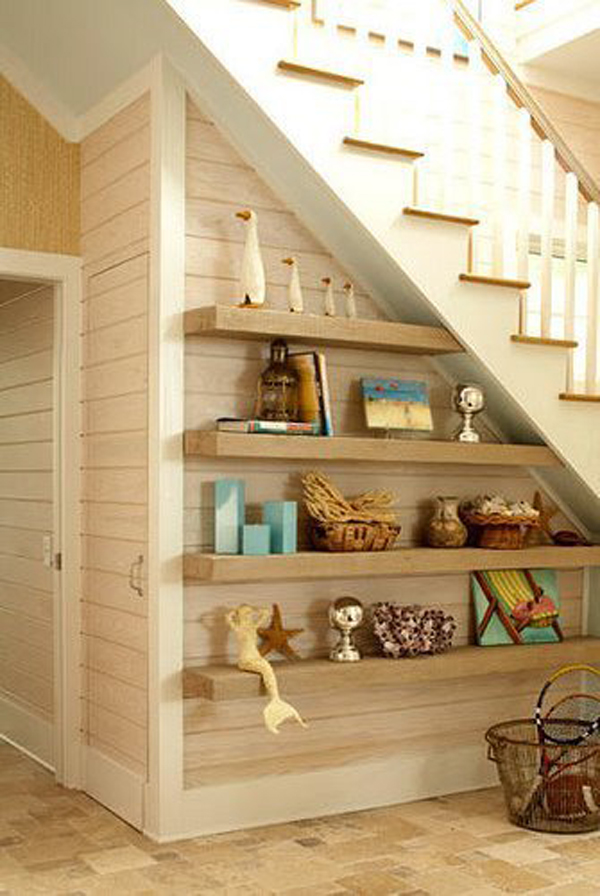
[540,140,555,338]
[564,172,578,394]
[467,40,483,271]
[439,3,455,211]
[492,74,507,276]
[516,107,532,330]
[586,201,599,394]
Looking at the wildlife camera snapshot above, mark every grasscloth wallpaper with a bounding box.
[0,75,79,255]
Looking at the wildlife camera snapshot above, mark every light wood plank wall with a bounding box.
[80,94,151,777]
[0,75,79,255]
[183,96,584,787]
[0,284,54,724]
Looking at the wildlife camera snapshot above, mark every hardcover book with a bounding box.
[216,418,321,435]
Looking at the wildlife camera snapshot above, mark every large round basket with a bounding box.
[309,521,400,552]
[486,719,600,833]
[462,511,539,550]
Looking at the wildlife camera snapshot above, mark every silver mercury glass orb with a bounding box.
[453,383,485,443]
[329,596,364,663]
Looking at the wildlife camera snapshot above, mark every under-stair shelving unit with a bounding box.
[184,303,598,585]
[185,637,600,701]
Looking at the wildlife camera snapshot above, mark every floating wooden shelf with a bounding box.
[511,335,578,349]
[184,305,463,355]
[404,208,479,226]
[184,431,560,467]
[184,637,600,701]
[559,393,600,403]
[459,273,531,289]
[184,545,600,584]
[277,60,364,88]
[343,137,424,160]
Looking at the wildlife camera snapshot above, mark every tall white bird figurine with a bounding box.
[235,209,266,307]
[343,281,357,318]
[322,276,336,317]
[282,256,304,313]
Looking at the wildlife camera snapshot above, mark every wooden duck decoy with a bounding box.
[235,209,266,307]
[282,256,304,312]
[322,276,336,316]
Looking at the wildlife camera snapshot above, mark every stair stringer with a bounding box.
[166,0,600,531]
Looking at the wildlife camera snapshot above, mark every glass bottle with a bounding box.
[255,339,299,421]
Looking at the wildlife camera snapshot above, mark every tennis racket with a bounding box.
[535,664,600,747]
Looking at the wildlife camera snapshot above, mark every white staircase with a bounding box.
[167,0,600,528]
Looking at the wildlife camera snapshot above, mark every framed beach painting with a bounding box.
[471,569,563,646]
[361,377,433,432]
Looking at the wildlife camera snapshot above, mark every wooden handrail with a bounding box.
[452,0,600,205]
[515,0,538,10]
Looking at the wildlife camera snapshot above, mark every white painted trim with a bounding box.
[83,746,145,830]
[164,745,497,841]
[0,247,82,788]
[145,55,186,840]
[0,40,79,141]
[0,696,54,769]
[78,61,154,141]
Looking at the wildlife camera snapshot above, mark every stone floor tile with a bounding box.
[81,845,158,875]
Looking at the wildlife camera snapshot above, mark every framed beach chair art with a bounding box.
[471,569,563,646]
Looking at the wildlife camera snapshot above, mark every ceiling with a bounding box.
[525,27,600,91]
[0,0,195,120]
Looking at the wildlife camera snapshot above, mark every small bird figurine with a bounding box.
[235,209,266,307]
[322,276,336,316]
[343,281,357,318]
[282,256,304,313]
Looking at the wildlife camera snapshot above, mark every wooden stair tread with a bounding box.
[278,60,364,88]
[344,137,424,159]
[459,273,531,289]
[184,305,462,355]
[255,0,300,7]
[559,393,600,403]
[404,207,479,226]
[183,545,600,584]
[183,637,600,701]
[184,432,560,467]
[511,335,578,349]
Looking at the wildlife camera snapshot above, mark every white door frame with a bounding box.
[0,247,82,788]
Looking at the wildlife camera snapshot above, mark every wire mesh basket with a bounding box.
[486,719,600,833]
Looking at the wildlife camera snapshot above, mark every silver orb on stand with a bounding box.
[329,596,364,662]
[453,383,485,443]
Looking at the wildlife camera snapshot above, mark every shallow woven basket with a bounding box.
[309,520,400,552]
[463,511,539,550]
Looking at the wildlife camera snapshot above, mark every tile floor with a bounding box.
[1,740,600,894]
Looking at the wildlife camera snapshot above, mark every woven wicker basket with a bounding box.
[309,520,400,552]
[463,511,539,550]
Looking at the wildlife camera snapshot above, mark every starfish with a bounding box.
[258,603,303,661]
[533,489,559,541]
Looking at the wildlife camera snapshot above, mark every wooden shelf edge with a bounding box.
[257,0,301,7]
[278,60,364,88]
[184,431,560,468]
[459,273,531,289]
[184,637,600,701]
[511,335,578,349]
[343,137,424,159]
[184,545,600,584]
[183,305,463,355]
[559,393,600,403]
[404,207,480,226]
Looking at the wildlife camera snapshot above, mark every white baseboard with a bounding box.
[0,694,54,768]
[83,746,145,830]
[167,745,497,841]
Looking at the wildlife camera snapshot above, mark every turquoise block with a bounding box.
[215,479,245,554]
[242,524,271,555]
[264,501,297,554]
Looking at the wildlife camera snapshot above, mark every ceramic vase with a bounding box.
[426,496,468,548]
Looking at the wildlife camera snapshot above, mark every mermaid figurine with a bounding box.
[226,604,307,734]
